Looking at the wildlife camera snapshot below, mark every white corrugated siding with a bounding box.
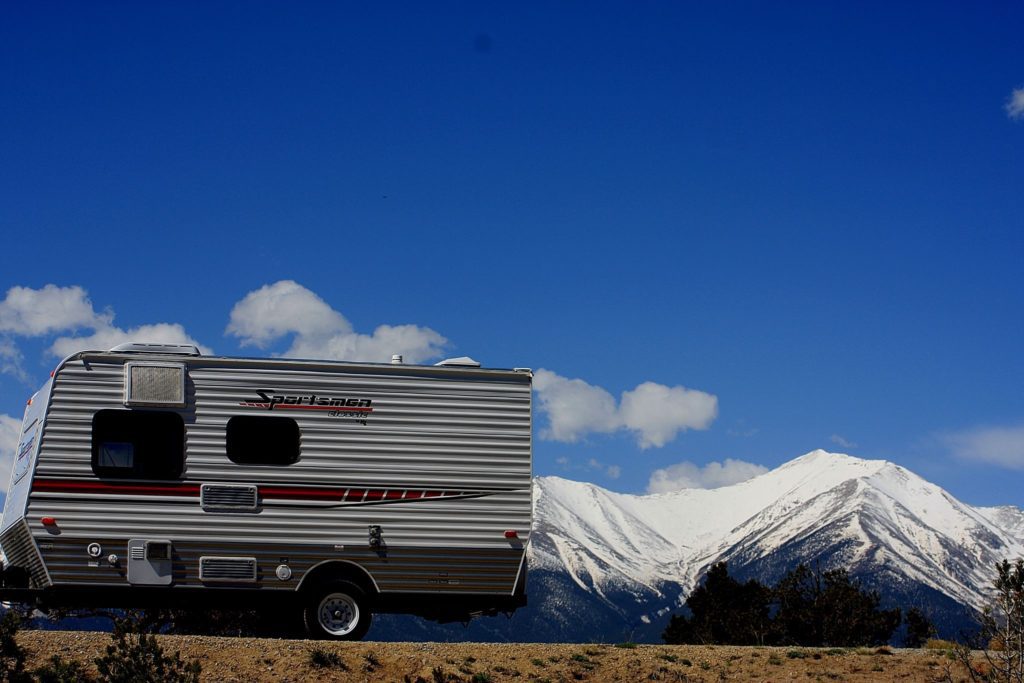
[27,354,532,594]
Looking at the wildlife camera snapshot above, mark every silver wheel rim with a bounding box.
[317,592,360,636]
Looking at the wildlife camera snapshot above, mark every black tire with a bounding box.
[303,580,372,640]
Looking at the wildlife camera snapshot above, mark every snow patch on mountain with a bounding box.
[530,450,1024,621]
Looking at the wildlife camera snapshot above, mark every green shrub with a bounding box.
[0,611,30,683]
[364,652,382,671]
[34,655,91,683]
[94,618,201,683]
[308,646,347,669]
[924,638,958,650]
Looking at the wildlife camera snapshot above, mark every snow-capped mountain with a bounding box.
[370,450,1024,642]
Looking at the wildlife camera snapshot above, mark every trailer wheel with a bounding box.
[303,580,372,640]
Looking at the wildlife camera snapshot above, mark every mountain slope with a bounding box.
[369,450,1023,642]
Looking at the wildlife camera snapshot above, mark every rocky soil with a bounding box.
[17,631,976,681]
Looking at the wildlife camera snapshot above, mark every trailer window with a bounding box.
[226,416,300,465]
[92,410,184,479]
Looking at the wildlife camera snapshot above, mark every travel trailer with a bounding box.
[0,344,532,640]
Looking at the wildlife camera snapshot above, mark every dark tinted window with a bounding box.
[92,410,184,479]
[226,416,300,465]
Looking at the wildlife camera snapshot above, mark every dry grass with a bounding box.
[14,630,984,682]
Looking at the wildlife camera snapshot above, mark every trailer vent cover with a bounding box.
[199,557,257,583]
[201,484,258,511]
[124,363,186,407]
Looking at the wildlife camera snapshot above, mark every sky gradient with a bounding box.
[1,3,1022,507]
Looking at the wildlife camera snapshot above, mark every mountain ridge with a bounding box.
[371,449,1022,641]
[533,450,1022,619]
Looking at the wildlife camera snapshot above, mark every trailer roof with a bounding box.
[66,348,533,381]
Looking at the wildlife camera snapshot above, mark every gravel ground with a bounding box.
[17,631,972,681]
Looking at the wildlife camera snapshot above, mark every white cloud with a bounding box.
[0,285,210,366]
[226,280,447,364]
[225,281,349,347]
[943,424,1024,470]
[1007,87,1024,121]
[533,370,620,442]
[586,458,622,479]
[0,285,110,336]
[647,458,769,493]
[830,434,856,449]
[534,369,717,449]
[286,323,447,365]
[620,382,718,449]
[0,338,26,380]
[50,323,212,358]
[0,414,20,492]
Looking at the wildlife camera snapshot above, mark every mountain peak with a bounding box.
[527,449,1023,643]
[776,449,896,480]
[786,448,879,466]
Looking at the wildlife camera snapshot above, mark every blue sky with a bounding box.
[1,3,1022,507]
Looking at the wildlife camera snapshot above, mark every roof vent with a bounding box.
[434,356,481,368]
[391,354,403,364]
[110,343,201,356]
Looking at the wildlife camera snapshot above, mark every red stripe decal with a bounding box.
[259,487,343,500]
[272,404,374,413]
[32,479,486,503]
[32,480,201,496]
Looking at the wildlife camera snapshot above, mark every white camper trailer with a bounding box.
[0,343,531,639]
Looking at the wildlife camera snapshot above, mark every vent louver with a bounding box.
[199,556,257,582]
[124,363,185,407]
[201,484,258,510]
